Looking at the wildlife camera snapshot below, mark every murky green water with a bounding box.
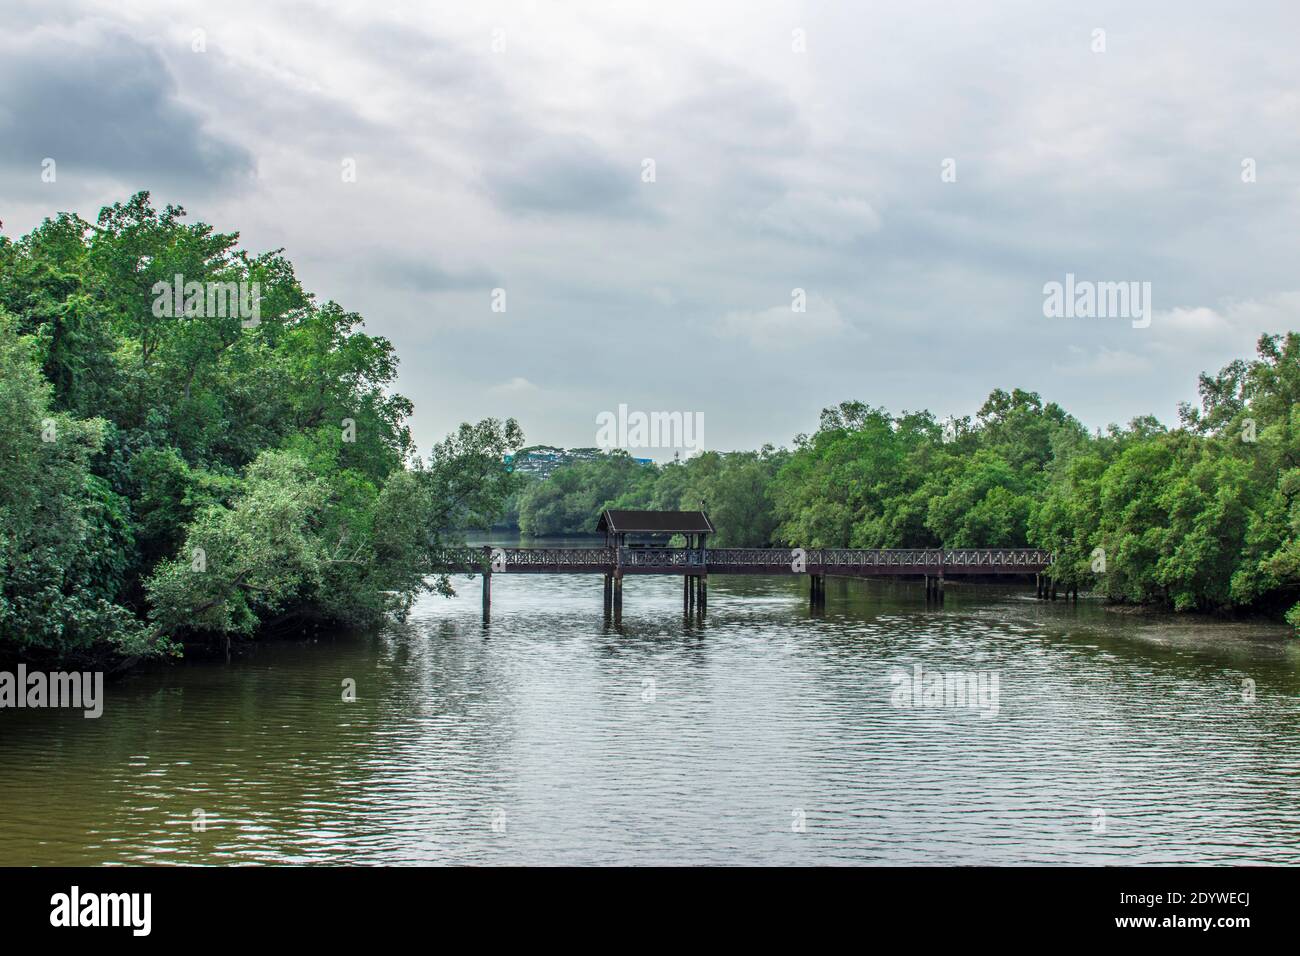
[2,570,1298,865]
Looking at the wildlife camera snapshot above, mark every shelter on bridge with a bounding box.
[596,509,715,619]
[595,509,714,549]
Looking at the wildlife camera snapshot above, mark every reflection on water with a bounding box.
[1,571,1298,865]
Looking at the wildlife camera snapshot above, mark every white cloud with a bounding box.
[1149,293,1300,353]
[757,192,881,243]
[718,296,848,349]
[1052,346,1152,377]
[489,377,539,394]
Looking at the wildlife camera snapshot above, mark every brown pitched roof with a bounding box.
[596,509,714,534]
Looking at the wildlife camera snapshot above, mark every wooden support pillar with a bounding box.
[614,532,624,625]
[482,571,491,621]
[810,574,826,608]
[924,574,931,601]
[699,574,707,614]
[683,574,691,612]
[1035,574,1042,599]
[937,572,945,604]
[604,573,613,618]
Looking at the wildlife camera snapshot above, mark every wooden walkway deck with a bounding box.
[431,546,1056,621]
[432,546,1051,576]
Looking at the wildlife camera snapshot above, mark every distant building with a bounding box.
[505,445,653,479]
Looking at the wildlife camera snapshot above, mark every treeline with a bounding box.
[3,194,1295,664]
[509,448,787,546]
[507,341,1300,627]
[0,194,520,665]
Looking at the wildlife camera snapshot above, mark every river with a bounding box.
[2,564,1298,865]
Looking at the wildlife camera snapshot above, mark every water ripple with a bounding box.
[2,575,1298,864]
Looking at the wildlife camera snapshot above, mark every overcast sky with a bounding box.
[3,0,1298,457]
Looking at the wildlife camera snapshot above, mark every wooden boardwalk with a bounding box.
[431,546,1056,621]
[432,546,1051,576]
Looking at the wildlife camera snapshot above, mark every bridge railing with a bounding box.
[944,548,1052,568]
[427,546,615,571]
[504,547,612,568]
[703,548,794,569]
[427,547,486,571]
[705,548,1052,570]
[620,547,704,568]
[426,546,1052,573]
[818,549,941,569]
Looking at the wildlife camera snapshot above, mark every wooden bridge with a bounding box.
[432,545,1053,577]
[434,510,1056,622]
[433,542,1054,622]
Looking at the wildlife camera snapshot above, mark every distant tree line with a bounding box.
[504,338,1300,628]
[507,447,787,546]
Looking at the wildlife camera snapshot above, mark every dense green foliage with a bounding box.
[0,195,521,664]
[1032,334,1300,620]
[514,448,787,547]
[772,391,1084,550]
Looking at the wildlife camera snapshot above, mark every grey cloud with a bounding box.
[4,0,1300,456]
[370,254,499,292]
[0,21,254,194]
[662,66,807,157]
[482,135,644,216]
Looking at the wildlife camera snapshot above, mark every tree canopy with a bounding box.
[0,194,521,665]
